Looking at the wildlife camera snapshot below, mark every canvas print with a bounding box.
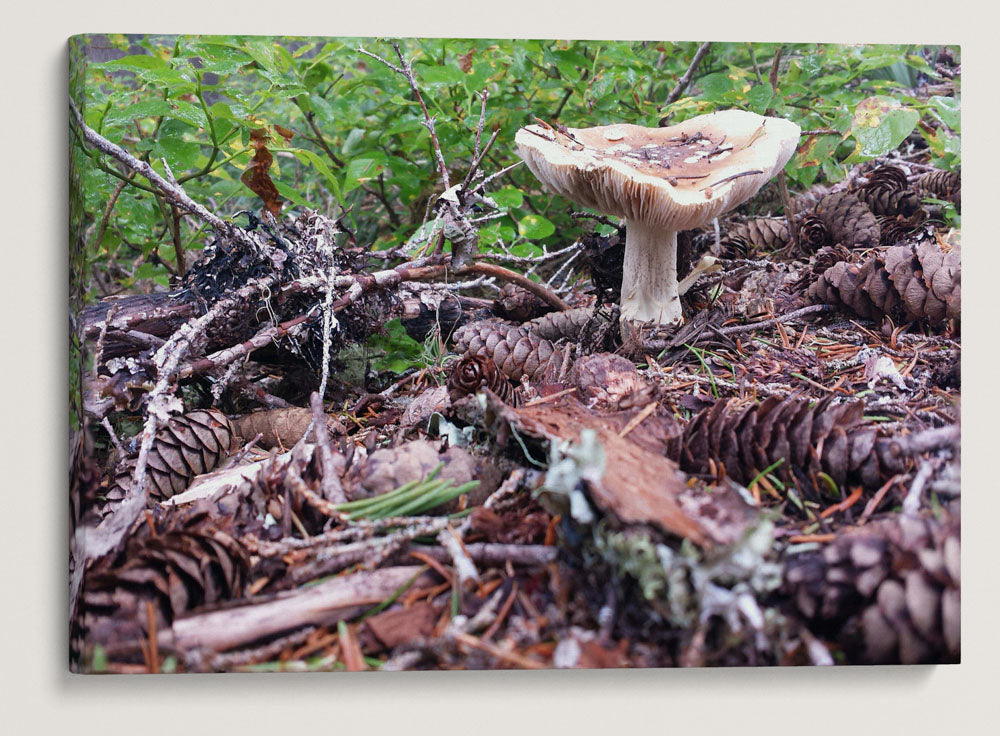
[69,36,961,673]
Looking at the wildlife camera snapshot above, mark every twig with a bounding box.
[664,42,713,106]
[310,391,347,504]
[70,97,253,250]
[902,459,935,516]
[716,304,832,336]
[460,262,570,311]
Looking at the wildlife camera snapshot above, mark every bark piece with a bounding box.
[498,395,741,547]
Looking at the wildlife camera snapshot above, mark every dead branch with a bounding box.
[663,42,713,106]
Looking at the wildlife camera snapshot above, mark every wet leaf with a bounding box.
[847,96,919,163]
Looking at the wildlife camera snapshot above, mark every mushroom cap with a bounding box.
[515,110,801,230]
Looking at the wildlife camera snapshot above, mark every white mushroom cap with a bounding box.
[515,110,801,230]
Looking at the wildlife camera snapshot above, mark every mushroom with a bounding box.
[515,111,800,327]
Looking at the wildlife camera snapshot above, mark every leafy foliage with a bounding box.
[70,36,960,302]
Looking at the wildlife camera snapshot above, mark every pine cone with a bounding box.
[877,215,918,246]
[917,169,961,210]
[856,187,923,217]
[671,395,905,493]
[76,511,248,663]
[863,164,909,192]
[107,409,236,507]
[809,242,960,325]
[784,513,960,663]
[493,283,551,323]
[795,213,831,253]
[453,320,567,385]
[525,307,605,342]
[718,218,790,258]
[813,192,880,249]
[448,354,516,404]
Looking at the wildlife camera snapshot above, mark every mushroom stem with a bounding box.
[620,220,682,325]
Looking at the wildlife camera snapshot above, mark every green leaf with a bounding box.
[343,155,386,194]
[930,96,961,131]
[518,214,555,240]
[491,187,523,209]
[747,84,774,114]
[846,96,919,163]
[698,72,733,101]
[102,54,168,71]
[368,319,426,373]
[152,136,202,172]
[415,63,465,86]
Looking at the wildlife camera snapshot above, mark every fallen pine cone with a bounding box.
[669,395,903,494]
[917,169,961,210]
[795,213,831,254]
[854,165,923,217]
[809,241,960,325]
[784,512,960,664]
[74,510,249,666]
[231,407,345,451]
[524,306,607,343]
[718,217,790,258]
[493,282,552,323]
[812,191,880,249]
[448,354,517,405]
[453,320,567,385]
[106,409,236,508]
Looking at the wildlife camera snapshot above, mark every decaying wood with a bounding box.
[167,566,432,653]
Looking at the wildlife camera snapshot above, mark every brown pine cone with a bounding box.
[493,283,552,323]
[795,213,831,253]
[718,217,790,258]
[570,352,654,412]
[856,187,923,217]
[525,307,607,342]
[75,511,249,665]
[106,409,236,507]
[917,169,961,210]
[877,215,918,246]
[671,395,906,494]
[809,242,960,325]
[813,192,880,249]
[448,354,516,404]
[863,164,909,192]
[784,512,960,664]
[453,320,567,385]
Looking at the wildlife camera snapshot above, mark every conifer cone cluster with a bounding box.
[854,165,922,217]
[669,395,902,492]
[917,169,961,210]
[784,512,960,664]
[447,354,517,404]
[76,511,249,660]
[808,241,961,325]
[493,283,551,322]
[453,320,567,384]
[813,191,881,249]
[106,409,236,506]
